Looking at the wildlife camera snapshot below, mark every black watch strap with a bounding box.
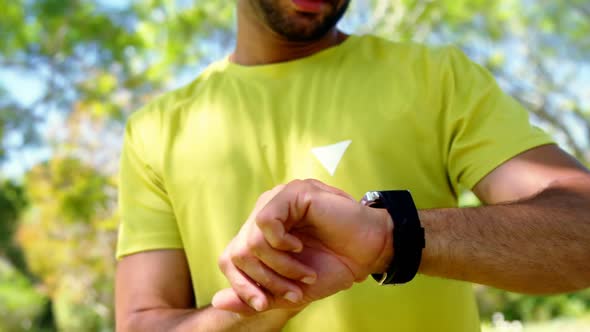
[365,190,425,285]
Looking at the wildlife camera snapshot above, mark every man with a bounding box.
[115,0,590,331]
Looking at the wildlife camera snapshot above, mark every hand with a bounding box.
[213,179,393,314]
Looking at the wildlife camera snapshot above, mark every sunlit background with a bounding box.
[1,0,589,331]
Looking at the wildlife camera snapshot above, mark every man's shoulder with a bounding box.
[127,59,228,129]
[353,34,464,68]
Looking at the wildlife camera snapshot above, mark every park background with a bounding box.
[0,0,589,331]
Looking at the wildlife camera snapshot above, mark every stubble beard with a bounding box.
[253,0,350,42]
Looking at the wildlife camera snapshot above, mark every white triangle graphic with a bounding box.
[311,140,352,176]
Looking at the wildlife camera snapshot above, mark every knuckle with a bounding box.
[218,249,228,261]
[258,183,285,203]
[218,247,233,268]
[255,214,271,227]
[288,179,303,188]
[301,189,315,204]
[231,248,251,266]
[262,186,280,198]
[258,210,271,225]
[245,231,264,250]
[217,255,228,270]
[302,178,319,190]
[272,183,286,192]
[257,190,274,204]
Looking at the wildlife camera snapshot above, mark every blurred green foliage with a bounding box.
[0,1,589,331]
[0,180,27,263]
[0,259,51,332]
[17,158,117,331]
[478,287,590,322]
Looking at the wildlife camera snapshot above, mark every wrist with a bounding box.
[370,208,394,274]
[416,209,441,276]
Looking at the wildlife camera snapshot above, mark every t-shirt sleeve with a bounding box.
[442,47,554,192]
[116,112,183,259]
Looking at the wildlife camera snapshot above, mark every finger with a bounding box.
[245,227,315,282]
[212,288,257,315]
[233,252,304,304]
[255,182,310,251]
[223,259,270,312]
[254,243,317,285]
[251,185,305,252]
[242,185,287,233]
[256,215,303,252]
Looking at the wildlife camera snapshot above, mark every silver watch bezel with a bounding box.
[360,191,381,207]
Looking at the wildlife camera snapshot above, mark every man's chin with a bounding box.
[255,0,347,42]
[272,14,335,41]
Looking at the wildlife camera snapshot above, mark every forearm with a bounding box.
[419,177,590,294]
[121,305,299,332]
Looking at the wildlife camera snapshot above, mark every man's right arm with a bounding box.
[116,249,300,332]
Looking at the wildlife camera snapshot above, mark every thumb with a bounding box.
[211,288,258,315]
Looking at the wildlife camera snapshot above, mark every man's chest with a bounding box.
[164,97,448,223]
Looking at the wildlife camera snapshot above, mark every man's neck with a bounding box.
[231,2,347,66]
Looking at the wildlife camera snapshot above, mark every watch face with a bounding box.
[360,191,381,207]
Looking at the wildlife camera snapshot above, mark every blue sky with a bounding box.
[0,68,50,179]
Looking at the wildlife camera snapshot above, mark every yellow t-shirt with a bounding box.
[117,35,553,331]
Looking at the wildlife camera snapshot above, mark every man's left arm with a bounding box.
[418,143,590,294]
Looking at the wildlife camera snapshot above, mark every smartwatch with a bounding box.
[360,190,425,285]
